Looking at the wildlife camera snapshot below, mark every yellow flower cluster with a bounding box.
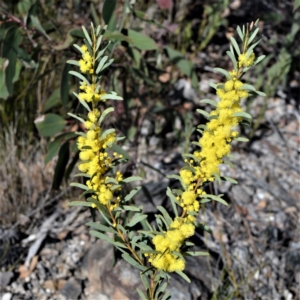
[78,45,107,103]
[188,70,249,182]
[79,45,93,74]
[77,109,123,210]
[238,52,255,68]
[147,217,195,272]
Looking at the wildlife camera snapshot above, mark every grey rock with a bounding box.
[0,272,14,289]
[1,293,12,300]
[60,277,81,300]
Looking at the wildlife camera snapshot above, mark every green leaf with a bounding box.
[136,288,148,300]
[128,29,157,50]
[155,282,168,300]
[96,55,108,74]
[204,194,228,206]
[234,137,249,142]
[175,271,191,283]
[68,201,94,207]
[124,186,141,202]
[111,144,132,160]
[122,253,146,271]
[195,222,213,235]
[184,251,209,256]
[73,93,92,112]
[100,128,115,141]
[126,214,148,227]
[248,27,259,45]
[30,15,51,40]
[253,55,266,66]
[226,51,237,70]
[221,176,238,184]
[157,206,172,226]
[18,0,35,15]
[182,153,200,162]
[69,71,89,84]
[34,113,66,137]
[44,88,61,112]
[82,26,92,46]
[100,92,123,101]
[212,172,221,184]
[68,112,85,123]
[230,37,241,55]
[140,274,150,291]
[167,174,182,181]
[52,141,70,189]
[44,132,76,164]
[121,176,143,183]
[199,99,218,107]
[214,67,232,79]
[164,46,196,83]
[161,292,171,300]
[103,0,116,24]
[96,35,103,52]
[196,109,210,119]
[123,205,142,212]
[86,222,116,233]
[0,58,9,99]
[99,107,114,125]
[294,0,300,11]
[2,26,22,96]
[232,111,252,119]
[70,182,89,190]
[166,187,179,217]
[237,26,244,41]
[61,62,71,108]
[73,43,84,54]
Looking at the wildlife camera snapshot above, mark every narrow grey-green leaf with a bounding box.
[237,26,243,41]
[96,55,108,74]
[68,112,85,123]
[136,288,148,300]
[123,205,142,212]
[99,107,114,125]
[86,222,116,233]
[214,67,232,79]
[69,71,89,84]
[67,60,80,67]
[175,271,191,283]
[184,251,209,256]
[157,206,172,226]
[73,44,84,54]
[166,187,179,217]
[124,187,141,202]
[122,253,146,271]
[100,59,114,72]
[100,92,123,101]
[126,214,148,227]
[234,136,249,142]
[121,176,142,183]
[68,201,94,207]
[227,51,237,70]
[196,109,210,119]
[232,111,252,119]
[82,26,92,46]
[70,182,89,190]
[199,99,218,107]
[248,27,259,45]
[230,37,241,55]
[100,128,115,141]
[221,176,238,184]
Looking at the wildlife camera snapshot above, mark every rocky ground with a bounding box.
[0,1,299,299]
[0,81,299,300]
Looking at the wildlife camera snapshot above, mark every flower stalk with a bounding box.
[67,21,265,300]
